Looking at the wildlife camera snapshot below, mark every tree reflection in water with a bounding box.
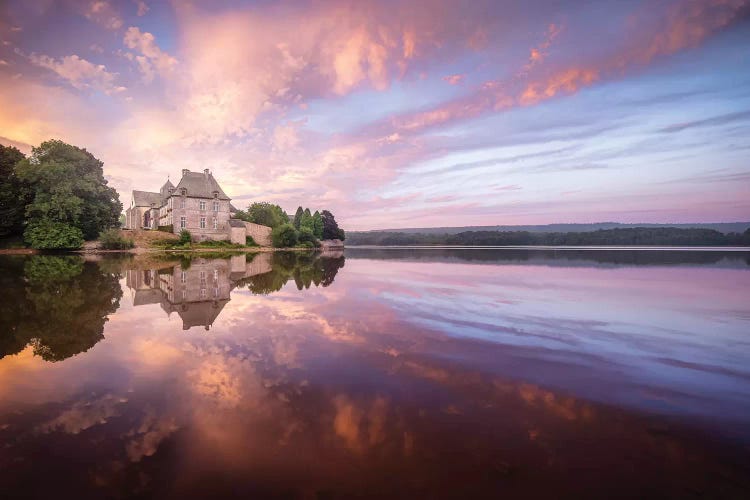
[0,252,345,360]
[126,251,346,329]
[0,255,123,361]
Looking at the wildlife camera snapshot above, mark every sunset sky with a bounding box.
[1,0,748,230]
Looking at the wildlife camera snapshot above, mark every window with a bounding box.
[181,271,187,283]
[180,198,185,209]
[213,201,219,211]
[213,218,218,230]
[213,269,219,281]
[213,287,219,298]
[200,217,206,229]
[200,288,207,299]
[200,201,206,210]
[180,216,186,229]
[182,290,186,300]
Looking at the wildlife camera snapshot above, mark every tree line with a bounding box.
[234,202,345,248]
[0,141,122,249]
[347,227,750,246]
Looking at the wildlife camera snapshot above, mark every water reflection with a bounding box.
[0,255,122,361]
[0,249,748,498]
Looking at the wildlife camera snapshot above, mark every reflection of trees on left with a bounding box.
[0,255,123,361]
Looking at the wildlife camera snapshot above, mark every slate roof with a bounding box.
[228,219,246,228]
[132,190,162,207]
[174,171,230,200]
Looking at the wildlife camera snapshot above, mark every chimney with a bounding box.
[204,168,210,176]
[182,169,189,176]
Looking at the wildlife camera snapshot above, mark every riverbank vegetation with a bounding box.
[347,227,750,246]
[235,202,346,248]
[0,141,122,250]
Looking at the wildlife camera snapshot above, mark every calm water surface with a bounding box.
[1,249,749,498]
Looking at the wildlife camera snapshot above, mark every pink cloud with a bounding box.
[443,74,464,85]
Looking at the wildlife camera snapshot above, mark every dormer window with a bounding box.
[213,191,219,198]
[181,188,187,196]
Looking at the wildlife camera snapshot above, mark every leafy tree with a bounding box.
[293,206,304,229]
[300,208,313,231]
[24,219,84,249]
[15,140,122,246]
[312,210,323,239]
[271,223,299,247]
[0,144,30,238]
[321,210,343,240]
[298,226,318,247]
[245,202,289,228]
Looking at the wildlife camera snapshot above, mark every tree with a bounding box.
[271,223,298,247]
[321,210,343,240]
[0,144,29,237]
[300,208,313,231]
[298,226,317,247]
[293,206,304,229]
[245,202,289,228]
[312,210,323,239]
[15,140,122,247]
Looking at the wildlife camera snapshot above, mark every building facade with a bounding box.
[124,168,238,241]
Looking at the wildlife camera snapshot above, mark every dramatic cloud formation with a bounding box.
[0,0,748,229]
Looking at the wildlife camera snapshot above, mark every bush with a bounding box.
[99,228,135,250]
[178,230,192,245]
[24,220,84,250]
[157,224,173,233]
[246,236,258,246]
[271,223,298,248]
[297,226,318,246]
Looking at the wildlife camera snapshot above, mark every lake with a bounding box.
[1,249,749,498]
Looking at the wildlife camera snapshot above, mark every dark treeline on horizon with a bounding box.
[347,227,750,247]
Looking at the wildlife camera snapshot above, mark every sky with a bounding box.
[0,0,749,230]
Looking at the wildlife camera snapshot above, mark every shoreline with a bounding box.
[2,244,748,255]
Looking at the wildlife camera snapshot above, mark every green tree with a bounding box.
[293,206,304,229]
[271,223,298,247]
[15,140,122,246]
[312,210,323,239]
[298,226,318,247]
[245,202,289,228]
[321,210,343,240]
[300,208,313,231]
[0,144,30,237]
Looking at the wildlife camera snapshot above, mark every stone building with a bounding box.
[124,168,271,243]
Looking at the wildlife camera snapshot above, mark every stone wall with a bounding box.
[229,226,245,245]
[245,222,272,246]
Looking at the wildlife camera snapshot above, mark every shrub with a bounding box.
[157,224,173,233]
[99,228,135,250]
[297,226,318,246]
[24,220,84,250]
[246,236,258,246]
[178,230,192,245]
[271,223,298,248]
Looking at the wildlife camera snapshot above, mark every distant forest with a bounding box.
[347,227,750,247]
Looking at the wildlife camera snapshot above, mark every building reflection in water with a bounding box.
[126,253,345,330]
